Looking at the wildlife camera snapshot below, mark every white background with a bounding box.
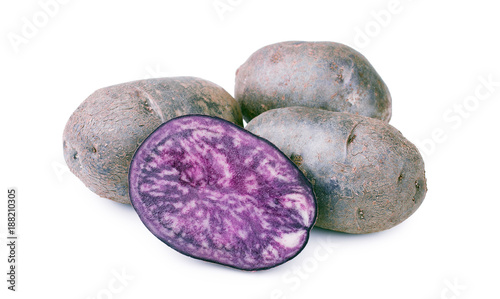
[1,0,499,298]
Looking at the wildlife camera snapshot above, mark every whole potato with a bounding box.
[63,77,242,204]
[246,107,426,234]
[235,41,391,123]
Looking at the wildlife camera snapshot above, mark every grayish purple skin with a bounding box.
[246,107,427,234]
[129,115,317,270]
[63,77,242,204]
[235,41,392,123]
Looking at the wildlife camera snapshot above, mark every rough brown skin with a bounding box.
[246,107,426,234]
[63,77,242,204]
[235,41,392,123]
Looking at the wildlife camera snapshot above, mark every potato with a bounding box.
[63,77,242,204]
[129,115,316,270]
[246,107,427,234]
[235,41,392,123]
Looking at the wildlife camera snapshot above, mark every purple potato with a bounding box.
[63,77,242,204]
[235,41,392,122]
[129,115,317,270]
[246,107,427,234]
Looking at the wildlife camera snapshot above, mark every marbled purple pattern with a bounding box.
[129,115,316,270]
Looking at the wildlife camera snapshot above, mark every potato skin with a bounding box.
[246,107,426,234]
[63,77,242,204]
[235,41,391,123]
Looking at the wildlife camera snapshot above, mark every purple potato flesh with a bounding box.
[129,115,317,270]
